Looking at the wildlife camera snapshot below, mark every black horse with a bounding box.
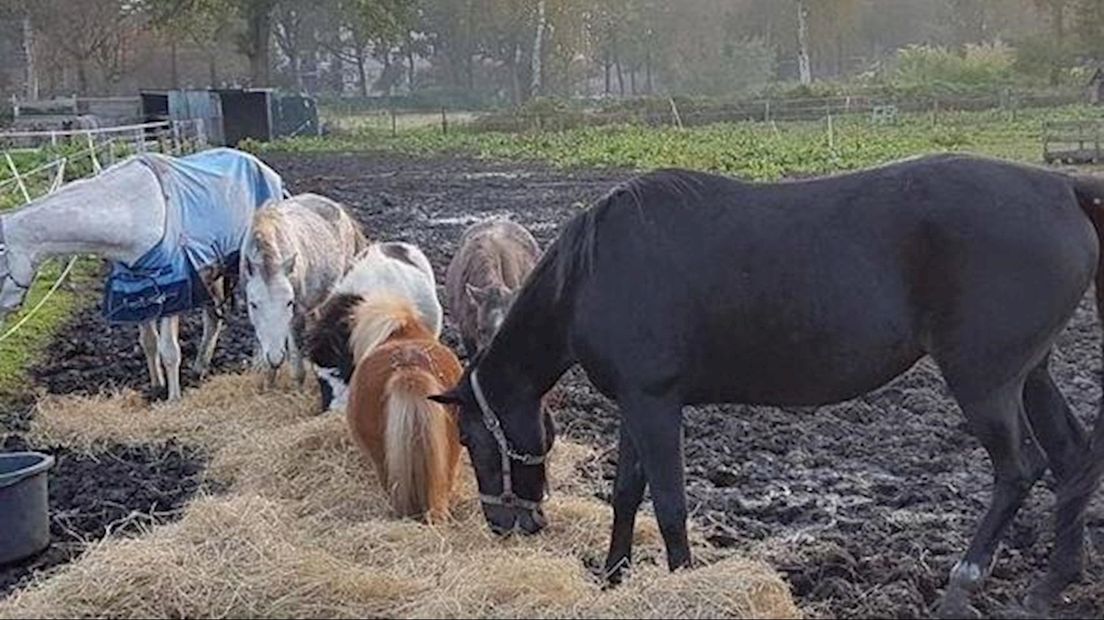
[430,153,1104,617]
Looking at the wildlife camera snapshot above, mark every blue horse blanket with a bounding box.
[103,148,285,324]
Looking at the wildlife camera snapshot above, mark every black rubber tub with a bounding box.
[0,452,55,565]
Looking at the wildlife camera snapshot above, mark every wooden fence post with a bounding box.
[441,107,448,134]
[669,97,683,130]
[391,108,398,137]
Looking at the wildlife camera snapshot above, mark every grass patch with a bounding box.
[252,105,1104,180]
[0,258,99,399]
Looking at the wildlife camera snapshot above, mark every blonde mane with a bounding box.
[247,206,286,280]
[348,294,436,362]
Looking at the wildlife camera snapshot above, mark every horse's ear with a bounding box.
[282,253,297,274]
[466,283,487,304]
[428,389,464,406]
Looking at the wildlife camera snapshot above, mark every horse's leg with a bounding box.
[936,378,1048,619]
[602,424,647,585]
[191,305,223,379]
[139,321,164,396]
[1021,355,1090,613]
[288,319,306,388]
[619,392,692,572]
[158,315,183,401]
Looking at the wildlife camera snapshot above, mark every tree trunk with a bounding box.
[76,59,88,96]
[629,65,636,95]
[530,0,546,98]
[381,52,392,96]
[797,0,811,85]
[247,3,273,86]
[292,51,303,91]
[356,46,369,98]
[645,47,653,94]
[510,42,522,105]
[1050,0,1066,86]
[22,16,37,100]
[170,37,179,89]
[208,53,218,88]
[603,50,611,95]
[836,32,845,77]
[406,36,416,91]
[611,28,624,96]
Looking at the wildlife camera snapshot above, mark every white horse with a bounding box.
[242,193,367,389]
[306,241,442,412]
[0,148,283,401]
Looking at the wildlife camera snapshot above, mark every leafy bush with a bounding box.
[867,42,1018,97]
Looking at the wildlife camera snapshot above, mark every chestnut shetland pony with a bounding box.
[346,294,462,521]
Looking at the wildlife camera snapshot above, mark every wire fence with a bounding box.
[465,92,1087,133]
[326,91,1087,136]
[0,118,209,342]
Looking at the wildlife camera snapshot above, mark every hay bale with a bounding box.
[28,373,315,453]
[0,495,420,619]
[1,372,802,619]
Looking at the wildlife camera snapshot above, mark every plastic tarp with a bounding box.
[103,148,285,324]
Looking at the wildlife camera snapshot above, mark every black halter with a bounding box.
[470,368,547,511]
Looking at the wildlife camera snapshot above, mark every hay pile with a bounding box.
[1,374,800,619]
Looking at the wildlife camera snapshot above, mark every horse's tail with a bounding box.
[348,295,427,362]
[383,368,452,521]
[1061,173,1104,538]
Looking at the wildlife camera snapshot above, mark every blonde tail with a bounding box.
[383,370,452,520]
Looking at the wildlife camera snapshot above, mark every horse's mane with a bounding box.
[306,292,361,377]
[248,205,287,280]
[349,294,434,362]
[540,169,707,304]
[455,239,507,290]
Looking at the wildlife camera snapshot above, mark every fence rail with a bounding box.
[0,118,210,341]
[0,119,206,152]
[463,92,1087,134]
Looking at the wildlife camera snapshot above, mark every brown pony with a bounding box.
[445,219,541,355]
[345,294,462,522]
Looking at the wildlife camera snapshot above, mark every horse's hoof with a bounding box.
[1023,587,1056,618]
[146,385,169,403]
[935,590,981,620]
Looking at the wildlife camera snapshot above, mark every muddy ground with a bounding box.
[3,151,1104,618]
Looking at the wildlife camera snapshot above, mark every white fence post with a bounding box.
[4,153,31,203]
[86,132,101,174]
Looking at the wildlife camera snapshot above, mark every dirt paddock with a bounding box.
[2,151,1104,618]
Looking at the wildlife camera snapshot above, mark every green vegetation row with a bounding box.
[251,105,1104,182]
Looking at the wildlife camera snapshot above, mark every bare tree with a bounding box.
[29,0,142,95]
[531,0,547,96]
[796,0,811,85]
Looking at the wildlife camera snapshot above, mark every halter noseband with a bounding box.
[470,368,547,512]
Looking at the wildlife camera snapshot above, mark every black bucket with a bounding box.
[0,451,55,565]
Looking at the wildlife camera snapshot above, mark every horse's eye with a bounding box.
[249,302,257,310]
[286,300,294,309]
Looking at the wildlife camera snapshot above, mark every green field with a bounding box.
[254,105,1104,181]
[0,258,97,396]
[0,149,104,396]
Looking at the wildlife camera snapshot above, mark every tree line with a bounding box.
[4,0,1104,106]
